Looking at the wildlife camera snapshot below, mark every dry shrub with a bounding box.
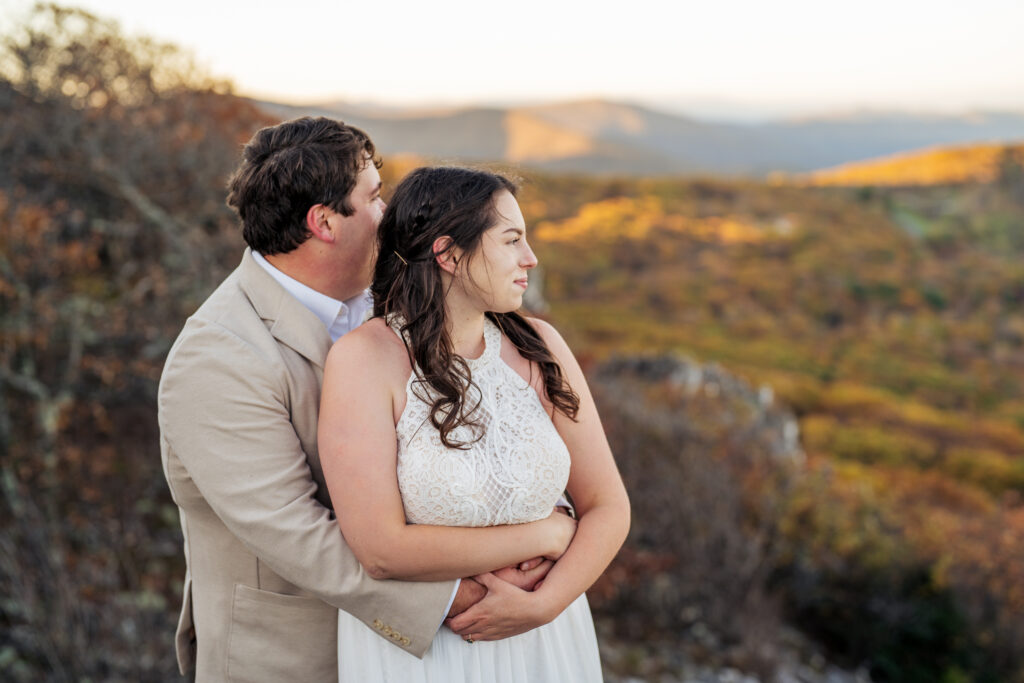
[588,355,802,676]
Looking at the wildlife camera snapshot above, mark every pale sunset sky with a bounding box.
[3,0,1023,119]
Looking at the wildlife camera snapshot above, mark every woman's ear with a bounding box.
[305,204,336,244]
[432,236,460,274]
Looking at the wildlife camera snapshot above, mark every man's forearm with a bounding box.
[446,578,485,618]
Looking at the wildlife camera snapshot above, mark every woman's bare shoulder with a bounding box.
[522,316,571,356]
[325,317,410,374]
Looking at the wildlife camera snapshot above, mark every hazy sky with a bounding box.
[4,0,1023,118]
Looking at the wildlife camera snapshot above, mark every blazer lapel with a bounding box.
[238,248,332,368]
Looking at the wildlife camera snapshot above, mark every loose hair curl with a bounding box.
[372,166,579,448]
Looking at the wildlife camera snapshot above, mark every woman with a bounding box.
[318,166,630,681]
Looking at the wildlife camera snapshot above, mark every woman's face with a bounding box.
[457,190,538,313]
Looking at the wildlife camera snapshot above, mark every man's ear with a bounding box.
[305,204,337,244]
[432,236,460,274]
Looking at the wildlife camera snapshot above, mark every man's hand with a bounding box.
[444,572,554,642]
[446,578,486,618]
[491,557,554,592]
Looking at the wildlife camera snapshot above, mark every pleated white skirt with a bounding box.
[337,594,602,682]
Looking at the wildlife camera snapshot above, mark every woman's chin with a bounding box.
[489,300,522,314]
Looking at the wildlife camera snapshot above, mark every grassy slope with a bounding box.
[516,157,1024,678]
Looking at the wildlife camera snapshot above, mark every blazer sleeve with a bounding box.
[158,320,454,657]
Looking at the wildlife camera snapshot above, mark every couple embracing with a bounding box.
[158,116,630,682]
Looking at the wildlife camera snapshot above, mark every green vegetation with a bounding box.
[520,164,1024,681]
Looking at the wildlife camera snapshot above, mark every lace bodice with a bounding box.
[392,317,571,527]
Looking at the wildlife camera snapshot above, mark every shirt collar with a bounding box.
[251,251,370,341]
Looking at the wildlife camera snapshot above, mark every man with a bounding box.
[158,117,550,681]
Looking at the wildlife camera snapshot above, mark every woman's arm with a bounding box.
[447,318,630,639]
[318,320,576,582]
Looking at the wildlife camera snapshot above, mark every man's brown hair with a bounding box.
[227,117,380,254]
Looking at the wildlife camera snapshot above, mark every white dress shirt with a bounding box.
[252,251,460,623]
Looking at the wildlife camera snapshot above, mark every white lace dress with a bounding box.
[336,317,602,682]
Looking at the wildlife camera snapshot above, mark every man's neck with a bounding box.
[264,249,364,302]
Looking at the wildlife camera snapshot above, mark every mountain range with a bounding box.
[255,98,1024,177]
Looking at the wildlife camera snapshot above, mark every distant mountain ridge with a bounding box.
[255,98,1024,176]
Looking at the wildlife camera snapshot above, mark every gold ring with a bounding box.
[466,636,474,644]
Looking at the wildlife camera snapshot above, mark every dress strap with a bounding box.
[385,314,409,344]
[466,317,501,370]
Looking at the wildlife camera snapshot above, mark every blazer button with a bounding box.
[373,619,383,630]
[401,637,411,647]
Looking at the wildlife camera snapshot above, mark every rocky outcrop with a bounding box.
[589,355,870,682]
[593,354,804,465]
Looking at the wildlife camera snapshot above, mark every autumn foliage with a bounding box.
[522,162,1024,681]
[0,4,269,679]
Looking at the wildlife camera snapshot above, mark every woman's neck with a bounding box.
[445,303,487,360]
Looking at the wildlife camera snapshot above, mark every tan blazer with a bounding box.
[158,249,454,681]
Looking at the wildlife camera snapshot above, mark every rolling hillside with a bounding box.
[797,142,1024,186]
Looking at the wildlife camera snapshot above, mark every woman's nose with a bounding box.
[521,243,538,269]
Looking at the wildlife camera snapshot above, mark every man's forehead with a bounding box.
[354,161,381,188]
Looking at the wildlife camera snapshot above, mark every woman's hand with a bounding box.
[445,572,555,641]
[542,509,577,561]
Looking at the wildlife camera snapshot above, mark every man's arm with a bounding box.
[159,321,454,656]
[446,579,485,618]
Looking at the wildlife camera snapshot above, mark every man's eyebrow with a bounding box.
[503,226,524,234]
[371,181,382,195]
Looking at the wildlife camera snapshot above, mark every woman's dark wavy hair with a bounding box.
[372,166,579,448]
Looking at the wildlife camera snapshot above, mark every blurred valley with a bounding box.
[2,5,1022,682]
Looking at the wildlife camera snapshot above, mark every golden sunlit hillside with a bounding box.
[535,195,782,244]
[798,142,1024,186]
[504,109,596,161]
